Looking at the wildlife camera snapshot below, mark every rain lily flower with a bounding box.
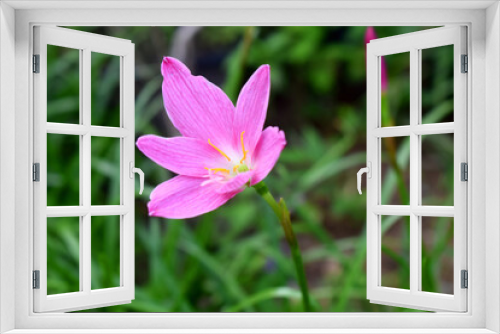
[137,57,310,312]
[137,57,286,219]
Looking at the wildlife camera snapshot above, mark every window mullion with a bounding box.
[82,47,92,294]
[121,50,135,292]
[78,48,84,293]
[409,48,420,294]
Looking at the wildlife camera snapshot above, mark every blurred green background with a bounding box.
[45,26,455,312]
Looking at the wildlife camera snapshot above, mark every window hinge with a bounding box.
[33,163,40,182]
[461,54,468,73]
[461,162,468,181]
[461,270,468,289]
[33,54,40,73]
[33,270,40,289]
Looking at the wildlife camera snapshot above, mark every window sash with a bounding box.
[366,26,467,312]
[32,25,135,313]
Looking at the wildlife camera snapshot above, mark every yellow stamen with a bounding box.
[233,165,240,173]
[240,131,249,164]
[208,139,231,162]
[204,167,230,174]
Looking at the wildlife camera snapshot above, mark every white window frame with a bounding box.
[0,1,499,333]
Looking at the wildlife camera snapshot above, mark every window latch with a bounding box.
[357,162,372,195]
[129,162,144,195]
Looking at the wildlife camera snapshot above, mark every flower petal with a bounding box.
[148,175,235,219]
[250,126,286,185]
[161,57,234,149]
[216,170,254,194]
[136,135,227,177]
[233,65,271,154]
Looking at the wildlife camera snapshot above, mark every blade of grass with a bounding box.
[179,237,253,310]
[333,227,367,312]
[223,287,301,312]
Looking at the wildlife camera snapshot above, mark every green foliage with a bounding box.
[45,26,454,312]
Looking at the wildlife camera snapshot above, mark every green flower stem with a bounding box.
[253,181,312,312]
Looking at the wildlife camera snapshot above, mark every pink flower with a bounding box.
[365,27,388,92]
[137,57,286,219]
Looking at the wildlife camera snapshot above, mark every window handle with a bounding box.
[357,162,371,195]
[129,162,144,195]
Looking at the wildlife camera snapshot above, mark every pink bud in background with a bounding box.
[365,27,388,92]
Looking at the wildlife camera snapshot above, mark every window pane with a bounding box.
[421,217,454,295]
[47,45,80,124]
[381,137,410,205]
[421,134,454,206]
[91,136,121,205]
[381,52,410,127]
[91,52,121,127]
[381,215,410,290]
[91,216,121,290]
[47,134,80,206]
[421,45,454,124]
[47,217,80,295]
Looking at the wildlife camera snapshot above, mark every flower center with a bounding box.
[205,131,250,177]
